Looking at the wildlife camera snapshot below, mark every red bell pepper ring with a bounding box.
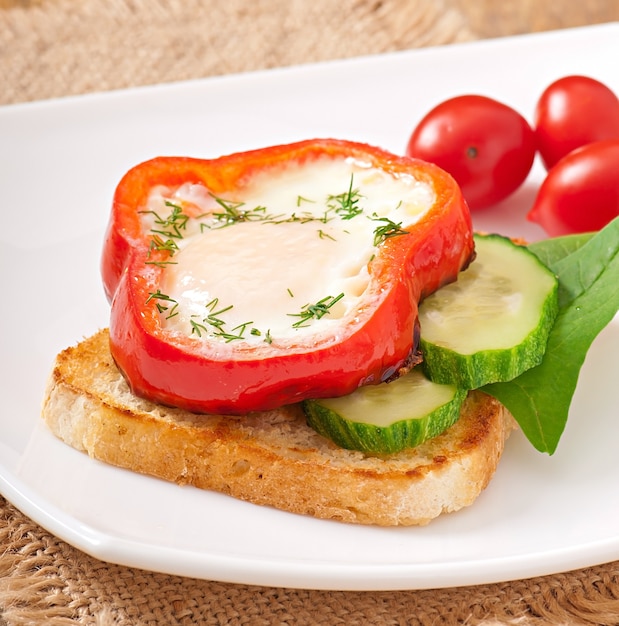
[102,139,474,414]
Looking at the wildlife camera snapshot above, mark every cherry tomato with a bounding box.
[406,95,536,210]
[534,75,619,170]
[527,140,619,236]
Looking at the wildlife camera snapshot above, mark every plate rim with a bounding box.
[1,22,618,591]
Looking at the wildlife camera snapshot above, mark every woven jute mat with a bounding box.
[2,1,619,624]
[2,495,619,626]
[0,0,473,105]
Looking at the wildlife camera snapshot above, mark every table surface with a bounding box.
[1,2,618,625]
[455,0,619,37]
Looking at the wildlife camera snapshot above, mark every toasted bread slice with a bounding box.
[42,329,516,526]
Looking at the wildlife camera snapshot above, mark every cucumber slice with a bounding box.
[419,233,558,389]
[303,369,466,454]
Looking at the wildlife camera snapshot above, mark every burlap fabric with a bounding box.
[1,0,473,105]
[2,1,619,624]
[2,497,619,626]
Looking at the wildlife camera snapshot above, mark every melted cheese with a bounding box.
[142,157,434,345]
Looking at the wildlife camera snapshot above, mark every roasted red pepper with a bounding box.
[102,139,473,414]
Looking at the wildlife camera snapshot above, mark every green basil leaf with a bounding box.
[528,231,593,268]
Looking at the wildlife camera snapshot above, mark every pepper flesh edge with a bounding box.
[103,139,474,415]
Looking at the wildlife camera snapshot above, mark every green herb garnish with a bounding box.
[207,194,271,227]
[140,202,189,239]
[327,175,363,220]
[318,229,336,241]
[203,193,336,229]
[297,195,315,206]
[140,201,189,263]
[145,259,178,267]
[214,321,254,343]
[148,234,180,256]
[202,298,234,330]
[288,293,345,328]
[370,213,409,246]
[264,212,317,225]
[190,318,208,337]
[145,290,179,318]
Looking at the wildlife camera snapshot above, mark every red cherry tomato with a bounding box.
[406,95,536,210]
[534,75,619,170]
[527,140,619,236]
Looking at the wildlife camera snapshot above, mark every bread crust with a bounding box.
[42,329,516,526]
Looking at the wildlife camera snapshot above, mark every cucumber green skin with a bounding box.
[420,301,555,388]
[304,234,559,452]
[303,387,467,455]
[420,236,560,389]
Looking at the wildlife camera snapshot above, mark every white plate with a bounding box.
[1,24,618,591]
